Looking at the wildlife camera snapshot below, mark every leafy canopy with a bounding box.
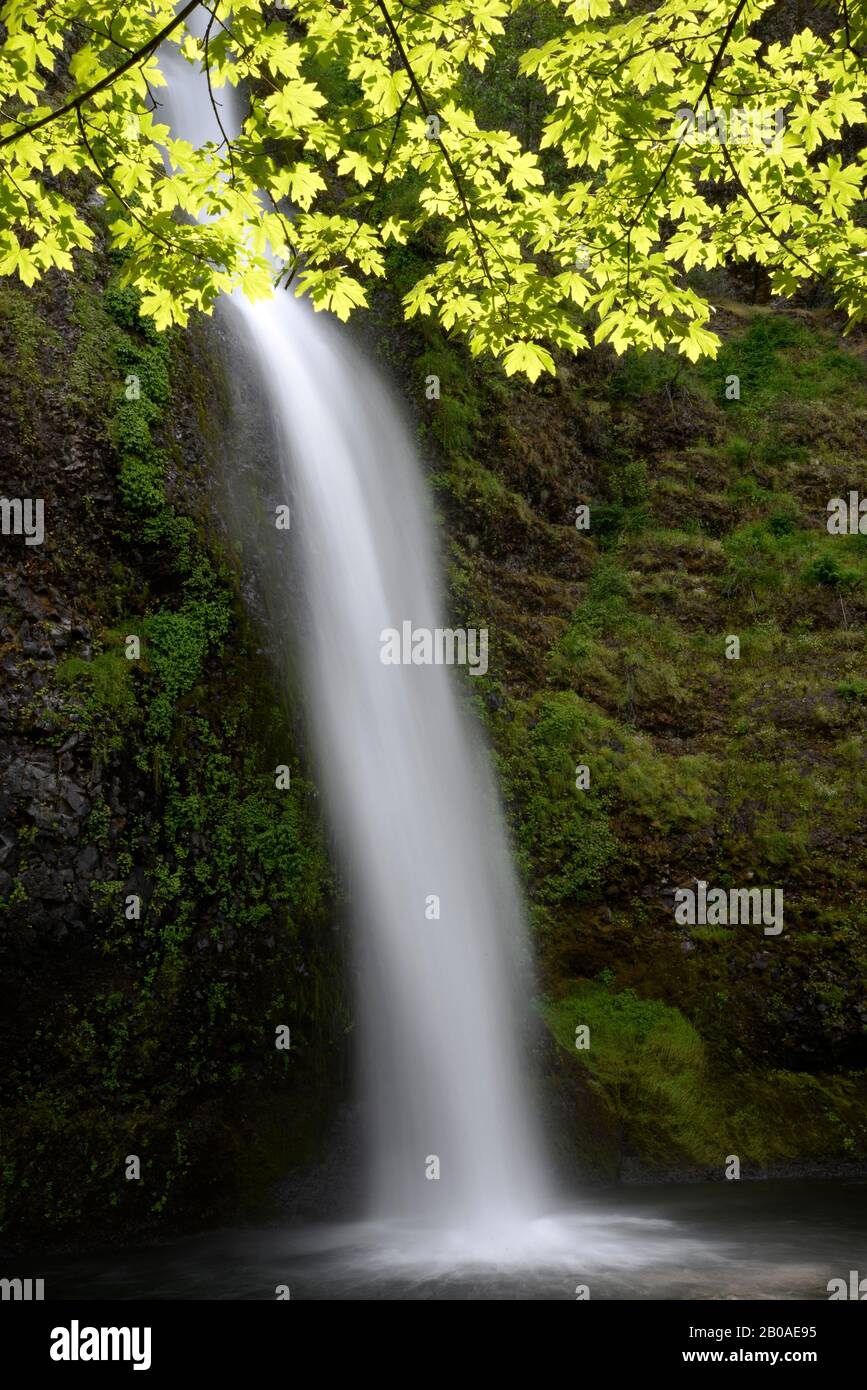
[1,0,866,376]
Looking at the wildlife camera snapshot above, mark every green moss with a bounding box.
[0,283,61,445]
[432,453,521,517]
[702,314,867,407]
[837,676,867,702]
[493,693,618,902]
[66,279,124,419]
[545,983,867,1166]
[55,642,138,753]
[444,306,867,1172]
[545,983,717,1163]
[609,347,684,400]
[548,558,635,672]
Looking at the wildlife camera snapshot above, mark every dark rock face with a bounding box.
[1,282,123,964]
[0,263,345,1253]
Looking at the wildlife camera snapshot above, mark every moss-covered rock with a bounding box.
[0,252,344,1251]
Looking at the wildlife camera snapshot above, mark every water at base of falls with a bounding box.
[41,1180,867,1300]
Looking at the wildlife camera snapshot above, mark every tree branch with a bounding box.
[203,5,236,184]
[840,0,867,64]
[718,134,817,279]
[343,90,410,260]
[623,0,750,235]
[76,106,214,267]
[374,0,499,296]
[0,0,203,150]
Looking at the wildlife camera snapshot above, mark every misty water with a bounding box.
[40,1181,867,1300]
[227,289,547,1230]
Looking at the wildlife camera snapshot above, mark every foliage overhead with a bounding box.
[1,0,866,374]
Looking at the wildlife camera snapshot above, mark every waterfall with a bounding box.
[160,41,549,1239]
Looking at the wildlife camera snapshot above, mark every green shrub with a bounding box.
[609,347,681,399]
[803,554,859,588]
[616,459,649,507]
[104,283,155,335]
[837,677,867,702]
[117,454,166,518]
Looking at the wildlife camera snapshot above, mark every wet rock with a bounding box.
[21,865,70,902]
[74,845,99,879]
[27,802,58,831]
[63,782,87,815]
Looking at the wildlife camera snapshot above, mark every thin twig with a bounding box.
[343,90,410,259]
[620,0,750,237]
[374,0,498,296]
[203,4,236,184]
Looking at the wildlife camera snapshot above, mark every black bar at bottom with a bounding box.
[0,1298,861,1376]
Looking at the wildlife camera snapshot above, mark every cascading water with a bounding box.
[234,305,549,1233]
[160,41,550,1242]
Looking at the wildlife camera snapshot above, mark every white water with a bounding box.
[161,42,549,1240]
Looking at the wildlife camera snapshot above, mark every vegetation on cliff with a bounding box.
[389,295,867,1172]
[0,254,344,1246]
